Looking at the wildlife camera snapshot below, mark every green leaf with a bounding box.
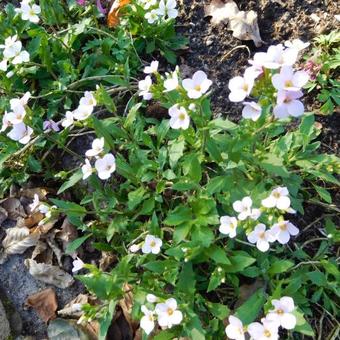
[209,118,237,131]
[206,245,231,265]
[268,259,294,275]
[192,225,214,247]
[128,187,146,210]
[260,154,290,178]
[92,116,116,149]
[294,310,315,337]
[50,199,86,217]
[66,234,92,254]
[164,206,192,226]
[313,184,332,203]
[177,262,196,295]
[206,302,230,320]
[235,289,266,324]
[169,139,185,168]
[173,222,193,244]
[57,170,83,194]
[224,253,256,273]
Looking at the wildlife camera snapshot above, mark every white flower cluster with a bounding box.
[139,0,178,24]
[29,193,57,225]
[228,39,310,120]
[129,234,163,254]
[81,138,116,180]
[139,61,212,130]
[140,295,183,335]
[219,187,299,252]
[1,92,34,144]
[226,296,297,340]
[15,0,41,24]
[62,91,97,127]
[0,35,30,76]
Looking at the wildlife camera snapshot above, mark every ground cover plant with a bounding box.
[0,0,339,339]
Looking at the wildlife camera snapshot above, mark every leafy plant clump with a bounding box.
[0,1,339,339]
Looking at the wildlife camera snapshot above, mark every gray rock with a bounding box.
[0,299,11,340]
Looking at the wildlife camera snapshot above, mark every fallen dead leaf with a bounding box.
[25,258,74,288]
[48,318,96,340]
[0,226,40,263]
[119,283,139,334]
[58,294,90,318]
[204,0,263,46]
[107,0,130,27]
[17,212,44,229]
[0,206,8,225]
[46,235,64,267]
[99,251,116,271]
[26,288,58,323]
[56,218,78,251]
[20,187,48,200]
[0,198,26,219]
[31,240,54,265]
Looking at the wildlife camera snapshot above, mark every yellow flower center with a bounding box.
[150,240,156,247]
[179,113,186,121]
[194,84,201,91]
[167,308,174,316]
[243,84,249,92]
[259,232,266,239]
[277,308,284,315]
[264,330,271,337]
[279,223,287,231]
[285,80,293,87]
[273,192,281,199]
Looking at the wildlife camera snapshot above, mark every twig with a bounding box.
[220,45,251,62]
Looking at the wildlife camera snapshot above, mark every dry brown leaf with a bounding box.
[204,0,263,46]
[107,0,130,27]
[26,288,58,323]
[0,198,26,219]
[20,187,48,200]
[25,258,74,288]
[17,212,44,228]
[0,206,8,225]
[56,218,78,251]
[1,226,40,256]
[99,251,116,271]
[31,240,53,264]
[46,236,63,267]
[119,283,139,334]
[31,218,58,235]
[58,294,90,318]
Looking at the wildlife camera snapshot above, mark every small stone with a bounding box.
[206,39,213,46]
[0,300,11,339]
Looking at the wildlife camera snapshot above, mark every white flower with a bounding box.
[156,0,178,19]
[225,315,245,340]
[1,112,11,132]
[247,223,275,252]
[163,70,179,92]
[273,90,304,119]
[0,59,8,71]
[138,76,153,100]
[29,193,40,212]
[6,105,26,125]
[38,204,49,215]
[263,44,298,69]
[79,91,97,107]
[6,71,15,78]
[129,244,141,253]
[62,111,74,128]
[266,296,297,330]
[182,71,212,99]
[72,257,85,273]
[232,196,252,221]
[7,122,33,144]
[94,153,116,180]
[168,104,190,130]
[242,101,262,121]
[145,10,160,24]
[271,220,299,244]
[188,103,196,111]
[0,36,21,59]
[155,298,183,328]
[285,39,310,52]
[261,187,291,210]
[228,69,255,102]
[219,216,238,238]
[82,159,93,180]
[144,60,159,74]
[43,119,60,132]
[16,1,41,24]
[272,65,309,92]
[250,208,261,221]
[73,104,93,120]
[138,0,157,10]
[142,235,162,254]
[85,137,104,157]
[10,91,31,111]
[12,49,30,65]
[248,319,279,340]
[146,294,158,303]
[140,305,155,335]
